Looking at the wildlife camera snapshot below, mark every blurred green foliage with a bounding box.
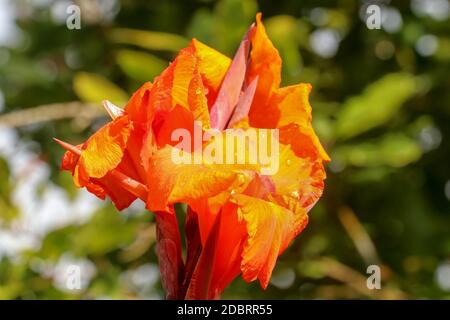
[0,0,449,300]
[73,72,129,104]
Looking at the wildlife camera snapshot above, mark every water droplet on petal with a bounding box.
[237,173,246,186]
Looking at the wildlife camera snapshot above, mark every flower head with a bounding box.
[56,13,329,299]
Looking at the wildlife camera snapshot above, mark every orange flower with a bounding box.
[56,13,329,299]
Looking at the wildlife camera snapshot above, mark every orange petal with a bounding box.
[139,45,211,171]
[171,46,210,126]
[60,153,139,210]
[250,83,330,162]
[278,130,327,212]
[278,84,330,161]
[247,13,282,122]
[232,193,308,289]
[59,148,107,201]
[186,202,247,299]
[126,41,227,124]
[209,201,246,296]
[279,123,329,166]
[118,83,154,181]
[91,172,138,210]
[61,145,82,173]
[125,82,153,123]
[154,105,196,149]
[186,209,222,299]
[56,118,141,210]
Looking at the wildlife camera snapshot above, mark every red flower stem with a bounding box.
[154,211,185,300]
[185,210,223,299]
[180,208,203,299]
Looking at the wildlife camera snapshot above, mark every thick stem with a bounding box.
[180,208,202,299]
[185,210,222,300]
[155,211,184,300]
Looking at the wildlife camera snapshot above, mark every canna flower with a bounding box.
[56,13,329,299]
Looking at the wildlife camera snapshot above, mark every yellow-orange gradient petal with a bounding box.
[244,139,324,216]
[249,82,330,162]
[138,44,213,170]
[171,46,210,126]
[277,85,330,162]
[77,115,132,180]
[57,12,330,297]
[232,193,308,289]
[146,146,240,212]
[60,142,139,210]
[191,39,231,106]
[140,44,212,127]
[270,144,315,197]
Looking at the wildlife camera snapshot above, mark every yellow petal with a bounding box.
[146,146,239,212]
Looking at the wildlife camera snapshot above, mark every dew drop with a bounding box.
[237,173,246,186]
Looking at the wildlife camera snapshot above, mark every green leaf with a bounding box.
[73,72,129,105]
[435,37,450,61]
[186,8,215,46]
[73,207,141,256]
[335,73,420,140]
[214,0,258,55]
[109,28,189,52]
[187,0,258,55]
[35,206,141,260]
[333,133,422,168]
[265,16,306,85]
[116,49,168,82]
[0,157,18,222]
[0,157,11,198]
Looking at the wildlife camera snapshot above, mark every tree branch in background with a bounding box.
[338,206,380,265]
[0,102,104,128]
[316,257,407,300]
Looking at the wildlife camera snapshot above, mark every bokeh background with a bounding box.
[0,0,449,299]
